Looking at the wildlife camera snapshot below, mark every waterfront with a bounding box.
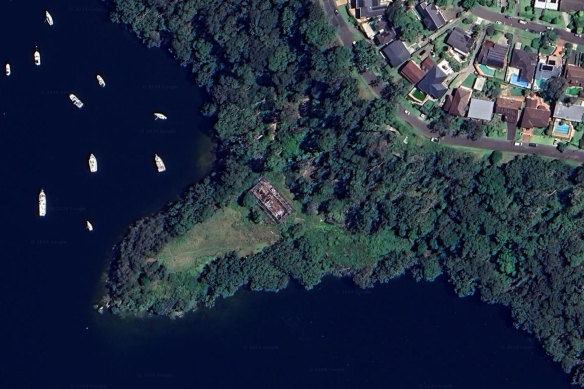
[0,1,575,388]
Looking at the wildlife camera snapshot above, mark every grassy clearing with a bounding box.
[156,206,279,275]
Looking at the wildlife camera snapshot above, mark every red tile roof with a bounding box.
[421,57,434,71]
[399,60,425,85]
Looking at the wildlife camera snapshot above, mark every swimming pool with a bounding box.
[566,86,582,97]
[477,64,495,76]
[555,124,570,135]
[510,73,529,88]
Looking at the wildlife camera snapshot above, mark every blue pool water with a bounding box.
[555,124,570,135]
[510,74,529,88]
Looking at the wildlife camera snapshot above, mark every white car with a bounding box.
[404,110,411,115]
[518,20,527,25]
[576,34,583,38]
[514,141,522,146]
[495,21,502,25]
[431,137,440,143]
[546,26,554,31]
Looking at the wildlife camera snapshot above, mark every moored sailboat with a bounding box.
[154,154,166,172]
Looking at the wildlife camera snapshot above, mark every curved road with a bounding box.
[321,1,584,164]
[472,6,584,46]
[397,106,584,163]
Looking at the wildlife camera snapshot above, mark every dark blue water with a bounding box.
[0,1,574,388]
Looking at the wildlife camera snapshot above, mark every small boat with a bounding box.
[154,154,166,172]
[86,220,93,231]
[154,112,167,120]
[5,63,10,76]
[45,10,53,26]
[88,153,97,173]
[96,74,106,87]
[69,93,83,108]
[34,48,41,66]
[39,189,46,217]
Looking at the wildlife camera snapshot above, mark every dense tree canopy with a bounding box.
[105,0,584,385]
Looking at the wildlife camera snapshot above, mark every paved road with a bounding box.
[396,106,584,163]
[321,1,584,164]
[322,0,383,96]
[472,6,584,46]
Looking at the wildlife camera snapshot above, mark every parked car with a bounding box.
[519,20,527,25]
[334,9,339,15]
[576,34,583,38]
[404,110,411,115]
[495,21,502,25]
[529,143,537,147]
[431,137,440,143]
[546,26,554,31]
[514,141,522,146]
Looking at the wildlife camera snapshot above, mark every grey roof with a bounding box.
[417,66,448,99]
[476,41,508,69]
[467,98,494,121]
[560,0,582,12]
[374,29,396,46]
[416,2,446,31]
[553,102,584,122]
[445,28,474,54]
[355,0,388,19]
[535,62,562,81]
[510,49,538,84]
[381,40,410,68]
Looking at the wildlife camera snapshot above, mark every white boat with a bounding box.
[45,10,53,26]
[69,93,84,108]
[96,74,106,87]
[154,154,166,172]
[88,153,97,173]
[5,63,10,76]
[86,220,93,231]
[39,189,46,217]
[34,48,41,66]
[154,112,167,120]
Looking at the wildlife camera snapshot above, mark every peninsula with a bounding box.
[102,0,584,385]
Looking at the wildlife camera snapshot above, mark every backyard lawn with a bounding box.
[462,73,476,88]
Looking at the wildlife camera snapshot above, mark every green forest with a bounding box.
[104,0,584,385]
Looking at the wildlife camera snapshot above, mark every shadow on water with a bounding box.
[0,1,575,389]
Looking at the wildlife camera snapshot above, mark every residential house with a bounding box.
[374,29,396,46]
[534,0,560,10]
[467,98,494,121]
[445,28,474,56]
[520,94,551,129]
[535,56,563,82]
[399,60,425,85]
[476,41,508,69]
[559,0,582,12]
[374,18,390,33]
[352,0,390,20]
[417,66,448,99]
[382,40,410,67]
[416,2,446,31]
[420,56,435,71]
[443,87,472,117]
[565,64,584,87]
[495,97,523,138]
[508,48,538,87]
[554,102,584,123]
